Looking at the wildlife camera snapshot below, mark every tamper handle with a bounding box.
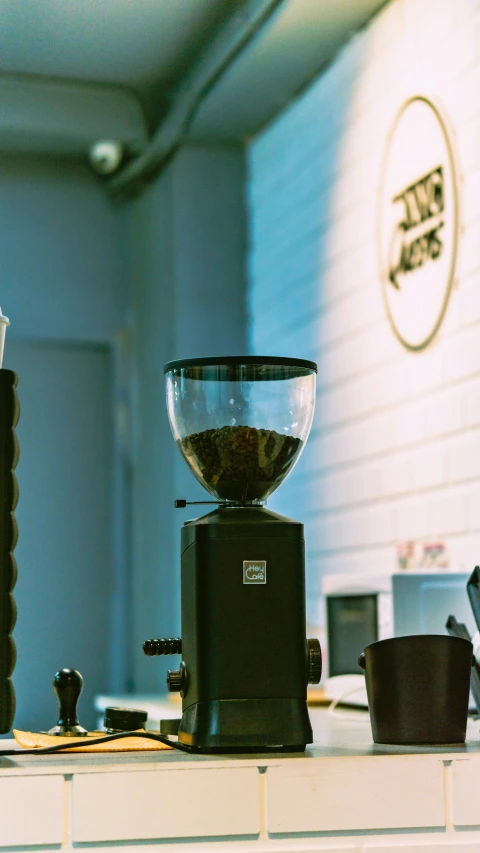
[54,668,83,726]
[48,668,88,735]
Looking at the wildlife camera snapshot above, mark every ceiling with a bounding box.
[190,0,389,142]
[0,0,246,129]
[0,0,388,187]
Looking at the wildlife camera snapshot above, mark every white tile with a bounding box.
[380,453,414,497]
[454,0,480,26]
[458,119,480,173]
[458,222,480,277]
[395,497,429,540]
[411,444,448,490]
[466,375,480,424]
[72,767,260,842]
[462,168,480,226]
[450,65,480,125]
[448,531,480,569]
[0,775,64,846]
[444,325,480,382]
[449,430,480,481]
[392,399,428,448]
[426,490,469,535]
[266,757,445,833]
[452,756,480,825]
[458,273,480,327]
[407,346,444,395]
[425,386,466,438]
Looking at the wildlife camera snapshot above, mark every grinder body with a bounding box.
[175,506,315,752]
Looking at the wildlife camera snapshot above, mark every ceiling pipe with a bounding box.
[108,0,286,201]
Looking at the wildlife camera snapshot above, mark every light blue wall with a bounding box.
[0,155,122,342]
[5,339,114,732]
[0,155,123,729]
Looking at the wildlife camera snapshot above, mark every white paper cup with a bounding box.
[0,310,10,369]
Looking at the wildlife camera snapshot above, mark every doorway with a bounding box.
[3,339,115,732]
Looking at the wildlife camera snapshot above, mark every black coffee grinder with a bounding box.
[144,356,321,752]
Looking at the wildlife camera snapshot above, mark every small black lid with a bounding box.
[104,706,148,731]
[164,355,317,379]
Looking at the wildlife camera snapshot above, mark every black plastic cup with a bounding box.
[358,634,474,745]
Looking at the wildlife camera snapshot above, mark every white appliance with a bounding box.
[322,570,473,709]
[392,571,473,637]
[322,573,393,707]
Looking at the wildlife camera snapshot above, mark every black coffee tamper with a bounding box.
[48,668,88,736]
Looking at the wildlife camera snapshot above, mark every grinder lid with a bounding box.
[164,355,317,377]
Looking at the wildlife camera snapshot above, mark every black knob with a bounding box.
[48,668,88,736]
[166,669,182,692]
[143,638,182,656]
[307,639,322,684]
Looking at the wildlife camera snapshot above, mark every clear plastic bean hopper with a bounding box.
[165,356,316,505]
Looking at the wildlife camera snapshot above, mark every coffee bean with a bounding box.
[179,425,302,502]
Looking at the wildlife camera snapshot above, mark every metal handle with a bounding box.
[143,638,182,656]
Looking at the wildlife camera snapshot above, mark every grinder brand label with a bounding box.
[243,560,266,584]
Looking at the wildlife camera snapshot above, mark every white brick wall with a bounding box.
[247,0,480,628]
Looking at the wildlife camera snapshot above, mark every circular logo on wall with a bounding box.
[379,96,459,351]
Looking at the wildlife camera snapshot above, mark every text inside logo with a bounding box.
[389,166,444,288]
[243,561,266,584]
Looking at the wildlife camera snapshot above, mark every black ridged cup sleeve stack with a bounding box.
[0,370,18,734]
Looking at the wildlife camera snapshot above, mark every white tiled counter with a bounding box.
[3,708,480,852]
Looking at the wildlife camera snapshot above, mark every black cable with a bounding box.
[0,730,191,756]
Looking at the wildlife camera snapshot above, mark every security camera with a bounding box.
[89,140,124,175]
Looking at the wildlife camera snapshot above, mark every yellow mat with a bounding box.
[13,730,173,752]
